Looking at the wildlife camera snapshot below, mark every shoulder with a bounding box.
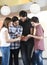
[37,24,44,31]
[18,25,23,30]
[9,26,14,29]
[26,17,31,22]
[36,24,44,35]
[1,27,8,32]
[9,26,15,31]
[19,25,23,28]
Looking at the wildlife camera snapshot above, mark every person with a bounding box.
[9,16,23,65]
[0,17,21,65]
[19,10,34,65]
[27,16,44,65]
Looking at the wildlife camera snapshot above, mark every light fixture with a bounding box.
[30,0,40,14]
[1,5,11,16]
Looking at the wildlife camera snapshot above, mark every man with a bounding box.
[19,10,34,65]
[9,16,23,65]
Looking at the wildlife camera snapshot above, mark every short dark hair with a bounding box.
[12,16,18,22]
[31,16,39,23]
[19,10,27,17]
[2,17,12,28]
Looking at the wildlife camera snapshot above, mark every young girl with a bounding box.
[27,16,44,65]
[0,17,21,65]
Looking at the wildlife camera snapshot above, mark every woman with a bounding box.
[0,17,21,65]
[27,16,44,65]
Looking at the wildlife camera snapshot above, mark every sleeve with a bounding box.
[2,28,8,32]
[36,25,44,36]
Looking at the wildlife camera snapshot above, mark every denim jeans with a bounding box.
[1,46,10,65]
[21,42,34,65]
[32,50,43,65]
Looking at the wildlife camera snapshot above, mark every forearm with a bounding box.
[30,35,43,39]
[6,37,20,43]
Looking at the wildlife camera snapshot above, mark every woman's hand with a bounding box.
[21,36,28,41]
[27,34,32,38]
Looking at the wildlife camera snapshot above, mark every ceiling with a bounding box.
[0,0,47,15]
[0,0,31,6]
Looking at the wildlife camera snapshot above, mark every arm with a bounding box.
[21,27,36,41]
[5,30,21,43]
[30,27,36,35]
[29,35,43,39]
[27,27,44,40]
[27,27,36,39]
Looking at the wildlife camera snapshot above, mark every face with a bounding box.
[13,21,19,26]
[20,16,27,22]
[8,22,13,27]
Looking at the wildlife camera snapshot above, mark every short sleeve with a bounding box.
[36,25,44,36]
[1,27,8,33]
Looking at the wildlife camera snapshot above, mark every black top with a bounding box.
[19,17,34,44]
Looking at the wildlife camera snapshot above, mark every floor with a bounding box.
[19,58,47,65]
[0,57,47,65]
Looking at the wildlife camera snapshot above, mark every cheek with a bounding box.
[14,23,17,26]
[21,19,24,21]
[8,23,11,27]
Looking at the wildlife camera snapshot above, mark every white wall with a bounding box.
[46,0,47,6]
[37,0,46,7]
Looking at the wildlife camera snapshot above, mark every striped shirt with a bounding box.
[9,25,23,49]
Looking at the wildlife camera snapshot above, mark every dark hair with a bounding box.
[12,16,18,22]
[2,17,12,28]
[19,10,27,17]
[31,16,39,23]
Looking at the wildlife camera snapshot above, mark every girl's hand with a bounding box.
[21,36,28,41]
[27,34,32,38]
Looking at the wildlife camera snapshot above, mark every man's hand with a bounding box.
[16,37,21,41]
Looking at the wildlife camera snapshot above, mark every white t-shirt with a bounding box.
[0,27,10,47]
